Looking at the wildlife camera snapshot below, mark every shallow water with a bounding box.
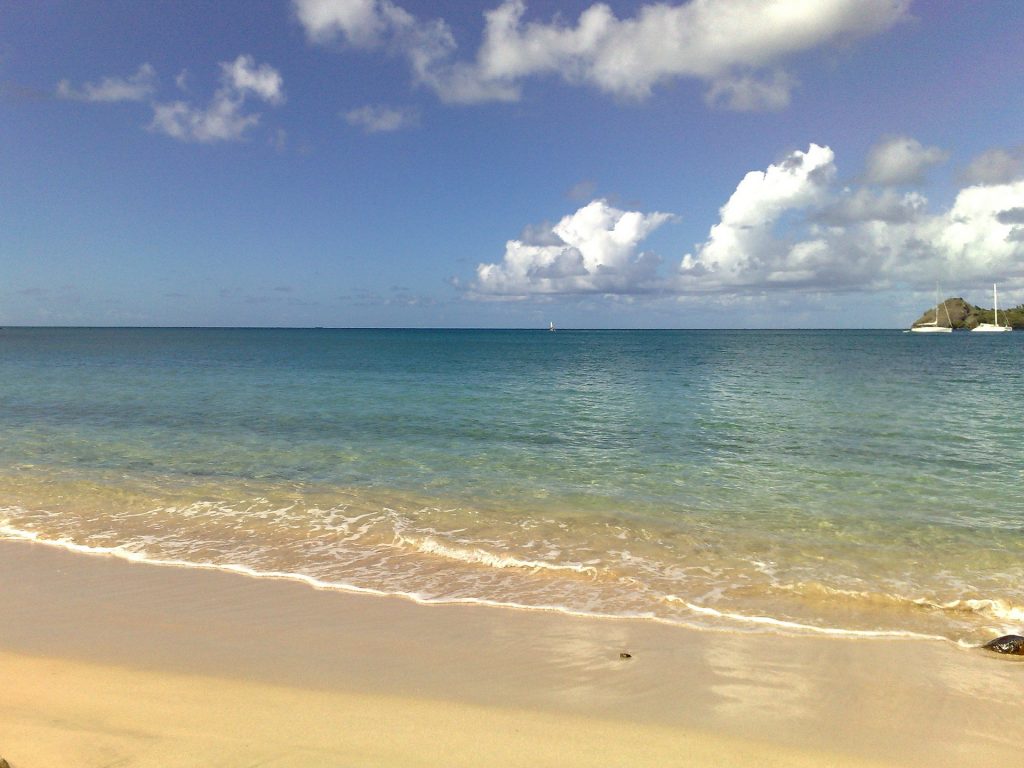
[1,327,1021,642]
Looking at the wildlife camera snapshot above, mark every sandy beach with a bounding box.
[1,539,1021,767]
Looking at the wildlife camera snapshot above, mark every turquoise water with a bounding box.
[1,327,1022,642]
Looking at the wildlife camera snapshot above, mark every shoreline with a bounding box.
[0,522,959,643]
[2,538,1022,767]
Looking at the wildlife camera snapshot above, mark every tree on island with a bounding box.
[912,297,1024,329]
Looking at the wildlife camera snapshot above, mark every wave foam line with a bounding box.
[399,535,597,576]
[777,582,1024,625]
[665,595,950,641]
[0,523,394,597]
[923,598,1024,624]
[0,523,958,644]
[0,523,636,623]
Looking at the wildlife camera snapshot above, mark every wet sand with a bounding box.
[1,538,1021,767]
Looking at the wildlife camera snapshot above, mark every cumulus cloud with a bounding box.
[474,200,673,296]
[961,147,1024,185]
[863,135,948,186]
[679,144,838,287]
[149,55,284,142]
[469,141,1024,299]
[57,64,156,102]
[294,0,910,107]
[817,187,927,225]
[294,0,388,46]
[294,0,518,103]
[475,0,906,102]
[56,57,284,144]
[931,182,1024,281]
[680,147,1024,292]
[344,104,418,132]
[221,55,285,104]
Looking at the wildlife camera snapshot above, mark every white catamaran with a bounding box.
[911,288,953,333]
[970,284,1012,333]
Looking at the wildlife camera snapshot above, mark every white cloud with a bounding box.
[679,144,838,287]
[863,135,949,186]
[932,181,1024,281]
[476,0,908,102]
[295,0,910,107]
[57,64,156,102]
[817,187,927,225]
[469,141,1024,300]
[294,0,519,103]
[150,100,258,143]
[149,55,284,143]
[294,0,387,47]
[344,104,418,132]
[222,55,285,104]
[683,147,1024,292]
[474,200,673,296]
[962,147,1024,185]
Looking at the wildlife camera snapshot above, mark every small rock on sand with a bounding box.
[982,635,1024,655]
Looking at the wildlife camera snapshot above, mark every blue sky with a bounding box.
[2,0,1023,327]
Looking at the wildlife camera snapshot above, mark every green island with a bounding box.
[913,297,1024,329]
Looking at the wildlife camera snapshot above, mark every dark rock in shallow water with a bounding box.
[982,635,1024,655]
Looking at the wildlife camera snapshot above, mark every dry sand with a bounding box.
[1,539,1021,767]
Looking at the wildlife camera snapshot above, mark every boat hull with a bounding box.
[971,285,1012,332]
[970,324,1011,333]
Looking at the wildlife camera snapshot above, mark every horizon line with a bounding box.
[1,324,913,331]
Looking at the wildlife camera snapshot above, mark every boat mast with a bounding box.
[994,283,999,326]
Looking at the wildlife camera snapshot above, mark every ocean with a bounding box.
[1,327,1021,644]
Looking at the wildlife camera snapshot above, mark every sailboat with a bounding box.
[970,284,1012,333]
[549,321,556,332]
[910,288,953,333]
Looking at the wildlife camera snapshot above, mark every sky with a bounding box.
[2,0,1023,328]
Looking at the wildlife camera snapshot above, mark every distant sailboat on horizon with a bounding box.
[549,321,556,332]
[970,284,1012,333]
[911,287,953,333]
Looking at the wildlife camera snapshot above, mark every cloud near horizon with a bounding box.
[473,200,674,296]
[470,143,1024,299]
[294,0,910,106]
